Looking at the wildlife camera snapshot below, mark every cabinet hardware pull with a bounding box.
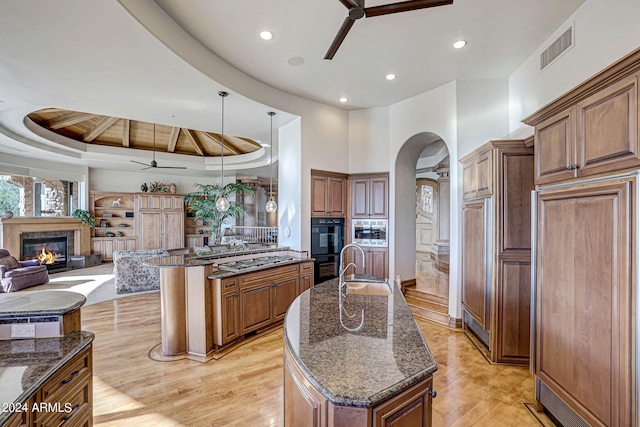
[235,293,239,297]
[428,390,437,398]
[567,164,580,170]
[61,370,80,385]
[225,282,234,288]
[60,404,80,422]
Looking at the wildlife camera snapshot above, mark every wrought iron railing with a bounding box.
[231,226,277,243]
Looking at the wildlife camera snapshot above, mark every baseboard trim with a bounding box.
[448,317,462,329]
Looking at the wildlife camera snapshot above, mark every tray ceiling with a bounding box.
[28,108,263,158]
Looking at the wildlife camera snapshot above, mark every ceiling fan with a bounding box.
[324,0,453,60]
[131,124,186,170]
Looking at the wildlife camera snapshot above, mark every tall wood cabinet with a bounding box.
[136,194,184,250]
[311,170,347,217]
[459,139,534,365]
[523,47,640,427]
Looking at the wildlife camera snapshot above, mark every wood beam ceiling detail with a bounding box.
[168,127,180,153]
[184,129,205,156]
[84,117,119,142]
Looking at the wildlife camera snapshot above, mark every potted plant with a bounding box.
[72,209,96,228]
[183,183,254,244]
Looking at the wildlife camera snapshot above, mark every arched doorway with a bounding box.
[393,132,458,327]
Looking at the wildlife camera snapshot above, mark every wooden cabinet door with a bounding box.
[534,108,576,185]
[474,152,492,198]
[368,248,388,279]
[273,276,299,321]
[139,212,162,249]
[162,211,184,250]
[221,291,240,345]
[372,376,432,427]
[369,177,389,218]
[343,246,366,275]
[311,175,328,216]
[461,199,490,329]
[536,180,633,427]
[576,72,640,177]
[102,239,115,260]
[327,177,346,216]
[462,160,477,200]
[300,262,314,292]
[351,178,370,218]
[240,282,273,334]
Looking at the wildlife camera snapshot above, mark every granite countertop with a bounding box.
[0,291,86,318]
[0,331,94,425]
[143,245,291,268]
[284,278,437,408]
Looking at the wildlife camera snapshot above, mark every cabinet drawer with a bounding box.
[35,379,91,427]
[239,264,299,288]
[300,262,313,272]
[39,347,91,402]
[221,277,238,294]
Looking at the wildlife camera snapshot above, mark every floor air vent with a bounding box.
[536,378,589,427]
[540,26,573,71]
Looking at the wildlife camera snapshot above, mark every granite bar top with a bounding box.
[0,331,94,425]
[284,278,437,408]
[0,291,86,319]
[144,245,291,268]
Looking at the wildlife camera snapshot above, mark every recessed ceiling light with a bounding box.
[339,97,348,103]
[453,40,467,49]
[386,74,396,80]
[287,56,305,66]
[260,30,274,41]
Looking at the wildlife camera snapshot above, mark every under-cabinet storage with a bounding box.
[311,170,347,217]
[350,174,389,219]
[459,139,533,365]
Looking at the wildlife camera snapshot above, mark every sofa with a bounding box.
[0,249,49,293]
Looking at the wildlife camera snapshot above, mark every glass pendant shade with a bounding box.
[216,196,230,212]
[266,111,277,213]
[266,198,277,213]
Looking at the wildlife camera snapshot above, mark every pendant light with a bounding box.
[215,91,230,212]
[265,111,278,213]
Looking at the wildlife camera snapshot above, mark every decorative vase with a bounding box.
[1,210,13,219]
[169,183,177,194]
[140,183,148,192]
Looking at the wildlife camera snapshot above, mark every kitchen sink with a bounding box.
[345,281,391,296]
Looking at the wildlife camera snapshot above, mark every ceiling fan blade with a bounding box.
[324,16,356,60]
[338,0,360,8]
[130,160,151,166]
[157,166,187,169]
[365,0,452,18]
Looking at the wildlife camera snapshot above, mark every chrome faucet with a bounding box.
[339,243,366,293]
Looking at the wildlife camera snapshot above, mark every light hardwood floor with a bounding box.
[82,292,553,426]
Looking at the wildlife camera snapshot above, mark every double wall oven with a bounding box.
[311,217,344,284]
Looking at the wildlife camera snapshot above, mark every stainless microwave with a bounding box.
[352,219,388,247]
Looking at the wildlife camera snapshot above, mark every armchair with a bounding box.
[0,249,49,293]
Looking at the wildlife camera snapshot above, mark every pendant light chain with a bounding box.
[216,91,230,212]
[266,111,277,213]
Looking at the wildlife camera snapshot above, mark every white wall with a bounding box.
[278,118,303,251]
[457,79,509,159]
[89,168,222,194]
[509,0,640,134]
[348,107,391,173]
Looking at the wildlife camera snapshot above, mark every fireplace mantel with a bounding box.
[0,217,90,258]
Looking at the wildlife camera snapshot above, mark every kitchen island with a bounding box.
[144,246,313,359]
[284,278,437,427]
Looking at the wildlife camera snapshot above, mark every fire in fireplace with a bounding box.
[22,236,68,272]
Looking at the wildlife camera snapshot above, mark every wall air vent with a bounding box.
[540,26,573,71]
